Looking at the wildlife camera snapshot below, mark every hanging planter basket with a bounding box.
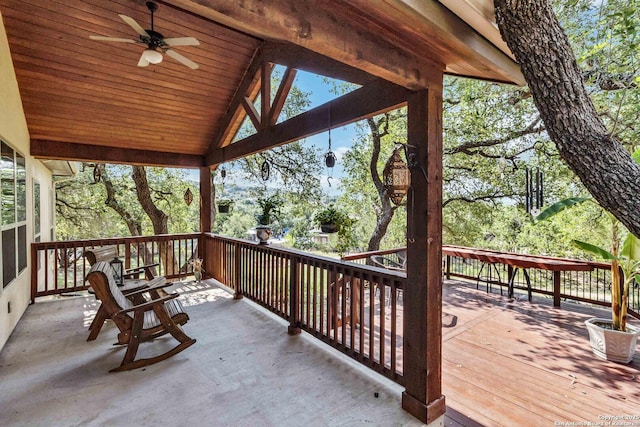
[320,223,338,234]
[217,200,234,213]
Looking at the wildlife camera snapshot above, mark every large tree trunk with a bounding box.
[494,0,640,238]
[101,165,142,236]
[131,166,175,273]
[366,116,398,252]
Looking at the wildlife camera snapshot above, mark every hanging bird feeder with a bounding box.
[383,146,411,206]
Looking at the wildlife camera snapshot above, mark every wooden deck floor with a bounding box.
[442,281,640,426]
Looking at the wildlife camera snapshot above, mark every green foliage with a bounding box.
[255,194,283,226]
[56,164,199,239]
[334,215,358,257]
[534,197,592,223]
[314,205,347,227]
[215,201,255,239]
[573,240,616,260]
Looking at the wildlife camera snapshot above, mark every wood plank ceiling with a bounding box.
[0,0,523,169]
[1,0,261,163]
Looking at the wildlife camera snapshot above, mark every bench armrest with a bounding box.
[124,277,169,297]
[123,263,160,279]
[116,293,179,315]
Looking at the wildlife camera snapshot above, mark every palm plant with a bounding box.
[535,149,640,332]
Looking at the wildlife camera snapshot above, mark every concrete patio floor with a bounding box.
[0,280,423,427]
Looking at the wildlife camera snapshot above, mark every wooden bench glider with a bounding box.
[85,245,162,340]
[86,262,196,372]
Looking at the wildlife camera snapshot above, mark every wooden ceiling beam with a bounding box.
[206,79,410,166]
[269,67,296,126]
[261,62,271,130]
[241,96,261,131]
[261,42,375,86]
[205,46,265,156]
[164,0,444,90]
[31,140,204,168]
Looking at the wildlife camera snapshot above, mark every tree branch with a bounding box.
[443,192,521,207]
[445,117,544,155]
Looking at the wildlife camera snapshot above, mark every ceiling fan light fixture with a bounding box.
[142,48,163,64]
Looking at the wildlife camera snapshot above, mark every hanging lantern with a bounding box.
[221,168,227,180]
[110,256,124,286]
[383,146,411,206]
[261,161,270,181]
[184,188,194,206]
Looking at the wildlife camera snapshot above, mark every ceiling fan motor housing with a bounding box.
[143,30,166,49]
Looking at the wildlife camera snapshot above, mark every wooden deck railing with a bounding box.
[343,245,640,320]
[30,233,201,302]
[204,234,406,385]
[32,233,639,382]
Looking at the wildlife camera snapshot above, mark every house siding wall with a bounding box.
[0,10,54,351]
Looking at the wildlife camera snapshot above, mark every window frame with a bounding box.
[1,139,28,289]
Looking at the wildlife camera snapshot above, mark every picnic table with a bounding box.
[442,245,595,302]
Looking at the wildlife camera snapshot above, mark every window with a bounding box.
[1,141,27,287]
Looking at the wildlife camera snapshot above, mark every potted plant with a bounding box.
[314,205,346,234]
[575,234,640,363]
[255,194,282,245]
[217,199,234,214]
[534,148,640,363]
[537,197,640,363]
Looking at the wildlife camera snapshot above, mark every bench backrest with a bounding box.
[84,245,119,266]
[86,262,135,332]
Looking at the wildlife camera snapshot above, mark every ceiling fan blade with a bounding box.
[166,49,199,70]
[119,14,149,37]
[137,52,150,67]
[163,37,200,47]
[90,36,137,43]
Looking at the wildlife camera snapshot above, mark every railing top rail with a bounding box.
[341,247,405,261]
[204,233,407,281]
[343,244,611,271]
[443,245,611,271]
[443,245,594,272]
[32,233,202,250]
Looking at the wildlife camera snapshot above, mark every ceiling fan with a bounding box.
[90,1,200,69]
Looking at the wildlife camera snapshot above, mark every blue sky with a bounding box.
[293,69,360,194]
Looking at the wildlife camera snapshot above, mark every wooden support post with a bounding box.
[402,85,446,424]
[445,255,451,280]
[199,167,212,282]
[199,167,213,233]
[124,243,131,270]
[288,255,301,335]
[234,242,243,299]
[553,270,561,307]
[30,244,37,304]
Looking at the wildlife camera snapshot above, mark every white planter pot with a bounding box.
[585,318,640,364]
[255,226,272,245]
